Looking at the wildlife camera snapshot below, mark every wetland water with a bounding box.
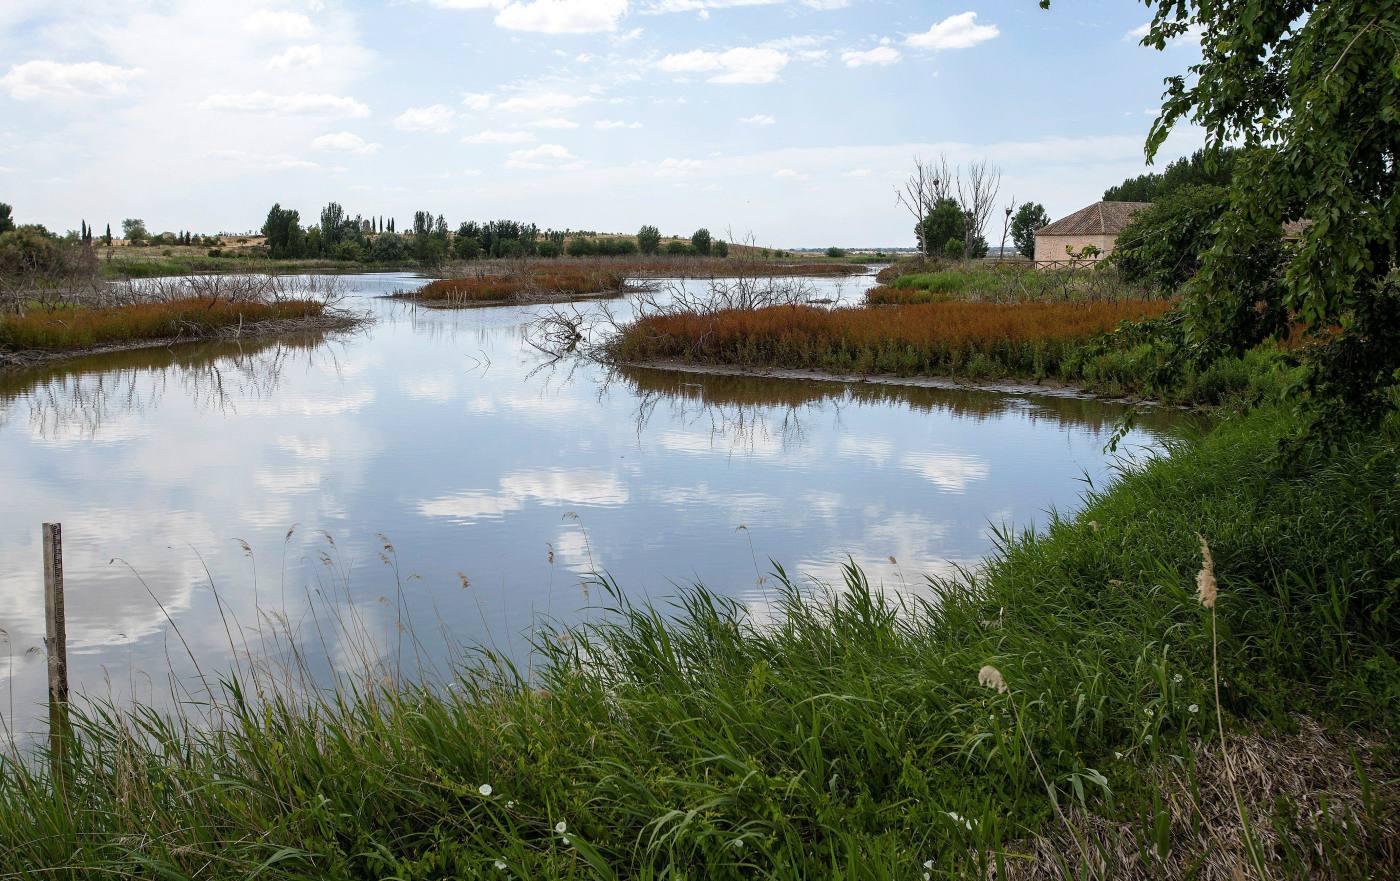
[0,271,1188,731]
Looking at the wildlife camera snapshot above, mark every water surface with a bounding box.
[0,271,1185,732]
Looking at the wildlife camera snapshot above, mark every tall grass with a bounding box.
[611,300,1173,379]
[0,406,1394,878]
[0,298,327,351]
[873,260,1154,303]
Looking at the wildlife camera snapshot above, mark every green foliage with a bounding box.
[0,202,14,235]
[1130,0,1400,422]
[690,227,712,256]
[825,246,847,258]
[712,239,728,258]
[0,405,1394,877]
[918,198,964,258]
[261,203,304,258]
[1112,185,1244,292]
[665,239,691,255]
[120,218,148,244]
[1102,147,1238,202]
[637,224,661,255]
[371,231,407,262]
[1010,202,1049,259]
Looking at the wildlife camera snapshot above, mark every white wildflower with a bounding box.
[554,820,568,834]
[1172,673,1183,684]
[494,859,507,870]
[1188,703,1199,714]
[478,783,493,797]
[731,838,744,849]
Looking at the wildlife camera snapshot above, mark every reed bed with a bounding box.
[612,300,1174,379]
[0,298,327,351]
[0,406,1394,879]
[412,267,629,305]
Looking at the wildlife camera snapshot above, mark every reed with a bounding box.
[412,267,629,304]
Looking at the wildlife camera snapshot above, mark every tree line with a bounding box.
[256,202,731,267]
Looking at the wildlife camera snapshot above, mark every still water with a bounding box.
[0,271,1183,731]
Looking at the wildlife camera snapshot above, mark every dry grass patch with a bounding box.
[412,266,629,305]
[993,717,1398,880]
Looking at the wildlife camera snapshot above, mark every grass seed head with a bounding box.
[1196,533,1218,609]
[979,664,1008,694]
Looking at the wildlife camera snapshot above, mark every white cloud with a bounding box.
[495,0,629,34]
[529,116,579,128]
[461,91,494,110]
[842,46,901,67]
[243,10,316,40]
[906,12,1000,51]
[506,143,585,169]
[594,119,642,129]
[657,47,789,84]
[427,0,508,8]
[844,167,873,177]
[197,91,370,117]
[267,45,325,71]
[462,129,536,144]
[394,103,457,132]
[496,90,594,112]
[1125,23,1151,41]
[773,168,809,180]
[311,131,380,155]
[1,60,143,99]
[900,451,989,492]
[738,113,775,125]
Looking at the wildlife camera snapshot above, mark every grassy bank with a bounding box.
[0,405,1394,878]
[0,298,329,352]
[611,300,1174,381]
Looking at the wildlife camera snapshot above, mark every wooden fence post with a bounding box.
[42,522,69,786]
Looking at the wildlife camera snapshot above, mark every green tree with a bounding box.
[121,218,149,245]
[1104,0,1400,420]
[0,203,13,235]
[103,223,112,246]
[826,246,847,258]
[1009,202,1049,259]
[1111,185,1273,293]
[1103,146,1238,202]
[713,239,728,258]
[370,231,407,262]
[690,228,712,256]
[665,240,691,256]
[916,199,964,258]
[261,204,303,258]
[637,225,661,255]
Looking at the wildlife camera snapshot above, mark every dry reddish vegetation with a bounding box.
[864,285,952,305]
[413,267,628,304]
[0,298,326,352]
[612,300,1174,378]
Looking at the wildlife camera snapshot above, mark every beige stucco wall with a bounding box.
[1034,233,1117,267]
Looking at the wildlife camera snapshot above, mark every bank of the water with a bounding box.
[2,404,1393,879]
[0,309,364,370]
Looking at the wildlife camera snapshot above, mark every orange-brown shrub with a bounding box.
[611,300,1174,379]
[0,298,325,351]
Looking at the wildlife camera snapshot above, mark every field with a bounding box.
[611,300,1174,380]
[0,298,329,352]
[1,404,1394,879]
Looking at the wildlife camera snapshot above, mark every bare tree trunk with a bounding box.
[957,159,1002,260]
[999,198,1018,260]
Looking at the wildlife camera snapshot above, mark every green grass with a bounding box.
[1,405,1395,878]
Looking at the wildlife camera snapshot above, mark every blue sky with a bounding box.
[0,1,1204,247]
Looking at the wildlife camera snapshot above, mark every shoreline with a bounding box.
[0,310,366,371]
[620,358,1175,407]
[385,287,636,310]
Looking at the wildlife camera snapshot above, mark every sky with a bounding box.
[0,1,1205,248]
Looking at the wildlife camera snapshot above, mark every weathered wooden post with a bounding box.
[42,522,69,786]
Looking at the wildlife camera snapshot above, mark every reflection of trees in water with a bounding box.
[0,331,341,440]
[613,365,1199,449]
